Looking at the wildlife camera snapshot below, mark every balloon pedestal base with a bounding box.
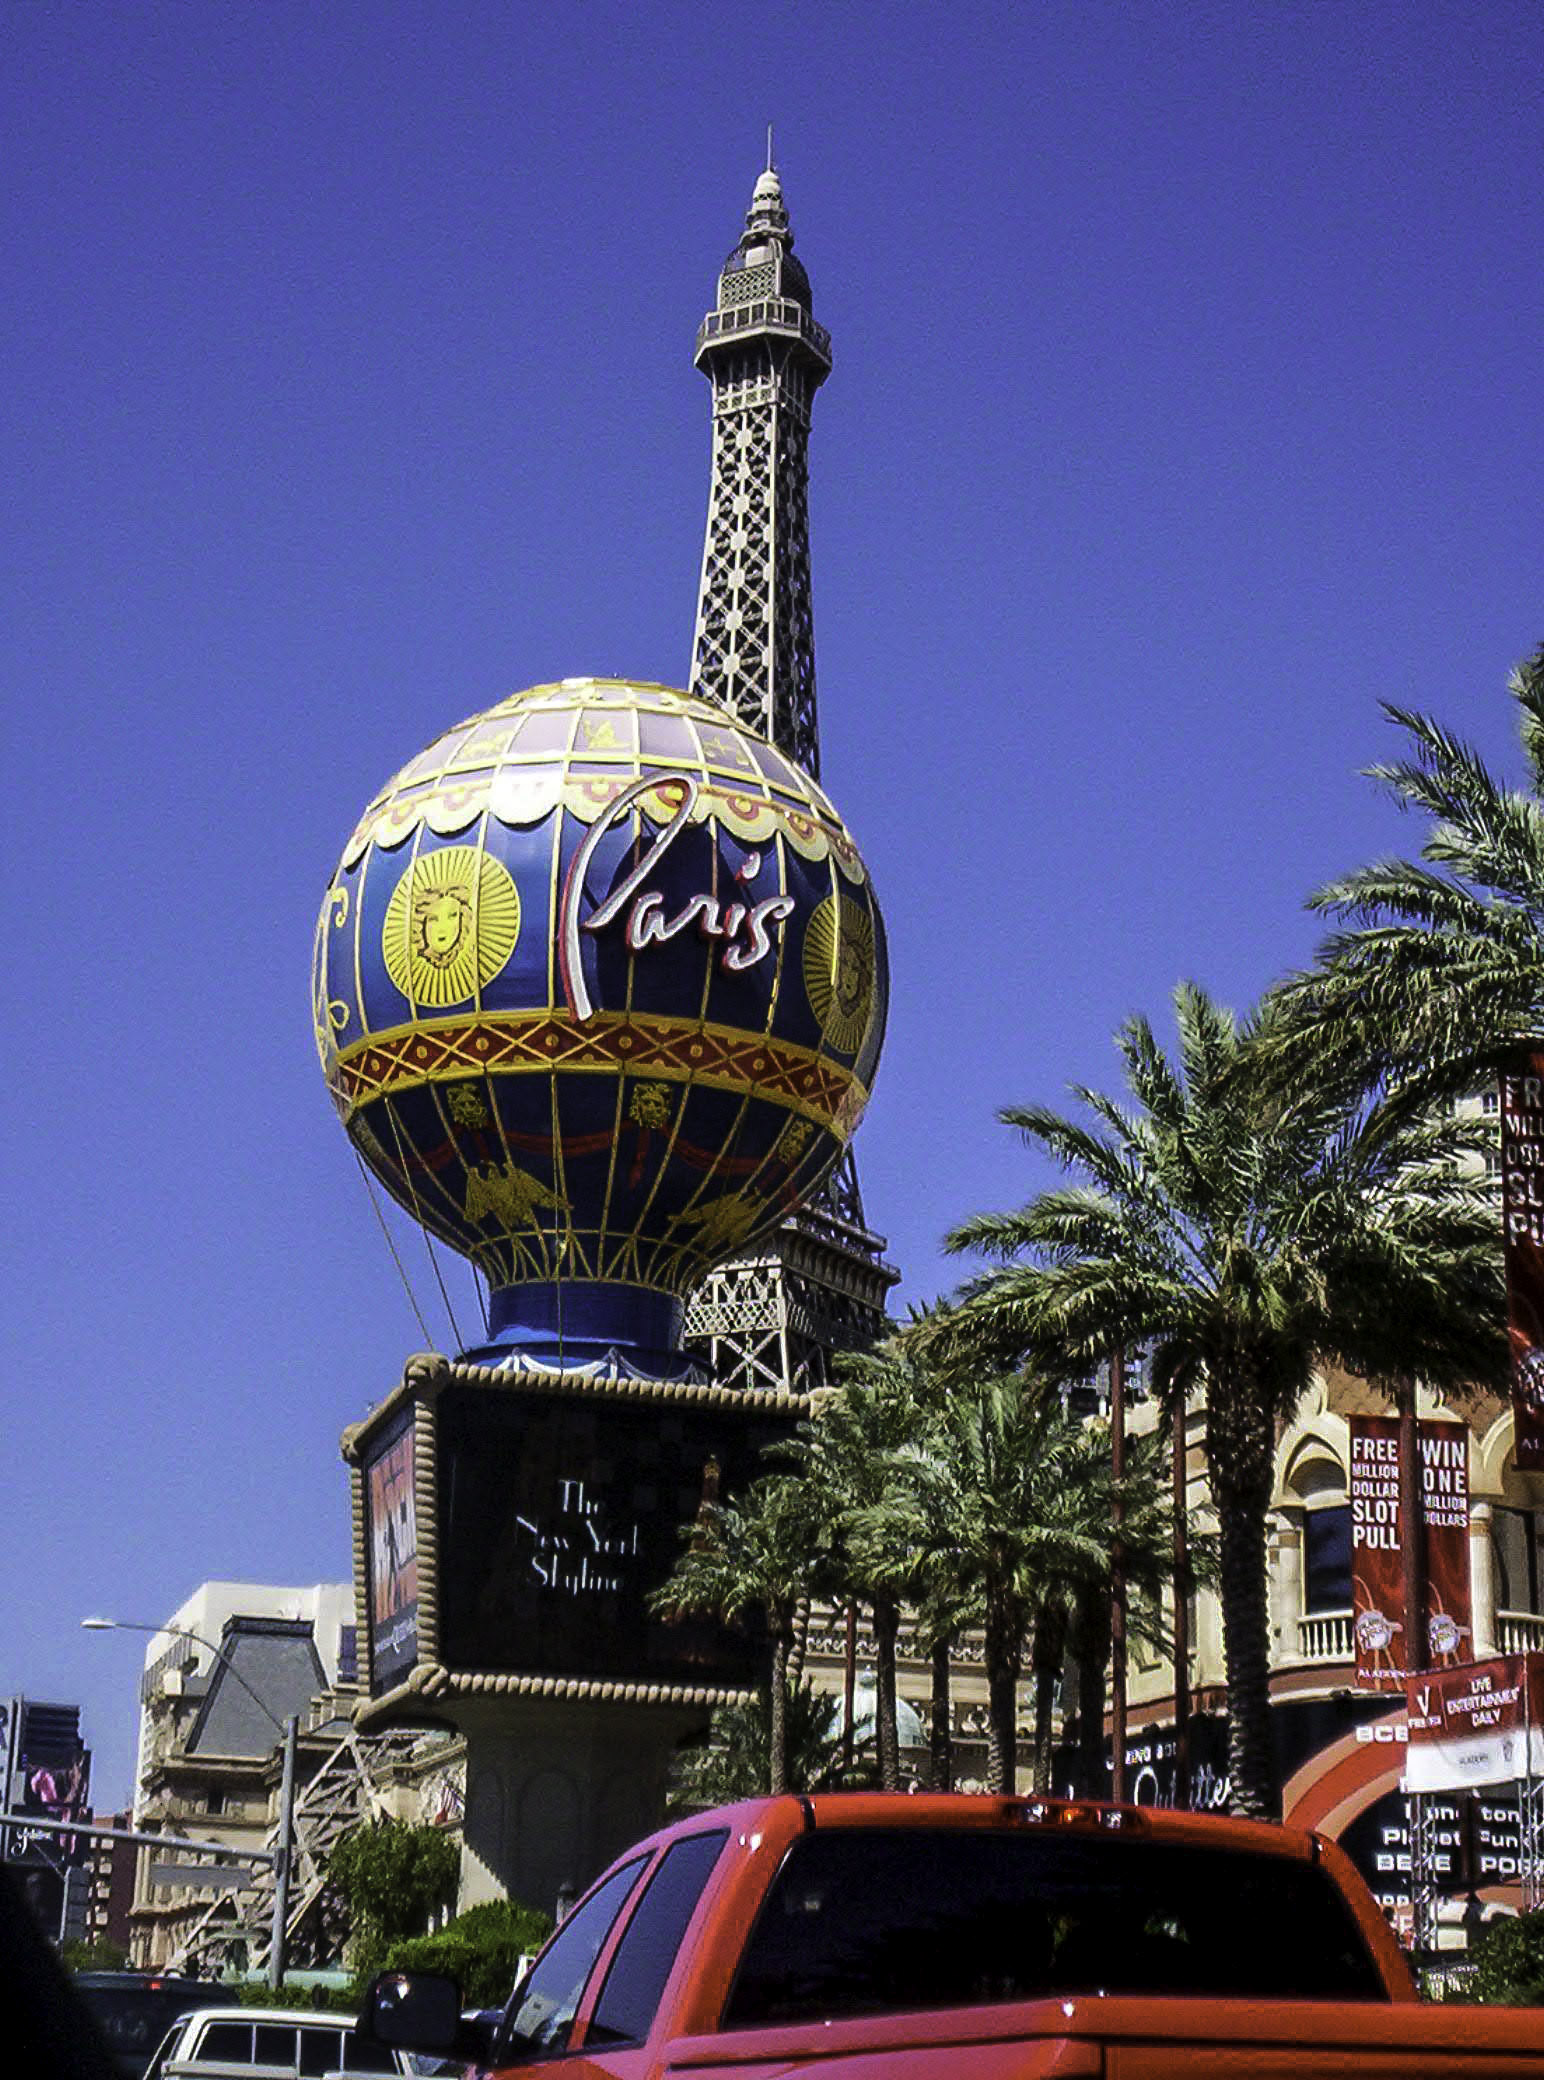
[455,1695,705,1913]
[342,1348,806,1905]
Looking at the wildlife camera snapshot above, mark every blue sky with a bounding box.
[5,0,1541,1809]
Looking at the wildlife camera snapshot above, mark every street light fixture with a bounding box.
[82,1615,299,1989]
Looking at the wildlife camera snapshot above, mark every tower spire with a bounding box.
[688,161,831,774]
[683,168,899,1397]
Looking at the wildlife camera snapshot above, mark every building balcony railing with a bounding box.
[1296,1609,1354,1663]
[1498,1609,1544,1654]
[1295,1606,1544,1665]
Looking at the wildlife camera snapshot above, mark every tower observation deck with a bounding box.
[684,162,899,1393]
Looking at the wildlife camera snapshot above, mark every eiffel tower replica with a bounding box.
[682,155,900,1393]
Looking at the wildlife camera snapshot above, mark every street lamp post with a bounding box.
[82,1616,299,1989]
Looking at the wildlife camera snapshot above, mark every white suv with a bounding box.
[144,2006,455,2080]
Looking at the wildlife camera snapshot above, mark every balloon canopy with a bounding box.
[314,679,887,1374]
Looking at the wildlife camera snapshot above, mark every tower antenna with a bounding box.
[766,123,774,173]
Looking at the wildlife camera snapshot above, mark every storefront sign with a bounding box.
[1501,1061,1544,1469]
[1350,1414,1471,1689]
[1406,1653,1544,1792]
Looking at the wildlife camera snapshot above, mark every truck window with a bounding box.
[254,2022,298,2067]
[298,2025,345,2075]
[503,1855,649,2054]
[584,1830,729,2046]
[197,2022,255,2061]
[722,1829,1386,2027]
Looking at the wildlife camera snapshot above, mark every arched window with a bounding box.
[1288,1453,1352,1614]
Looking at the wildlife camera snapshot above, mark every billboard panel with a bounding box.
[435,1384,792,1689]
[1350,1415,1471,1689]
[1501,1062,1544,1469]
[363,1410,419,1695]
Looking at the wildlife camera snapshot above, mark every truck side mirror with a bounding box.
[358,1971,462,2055]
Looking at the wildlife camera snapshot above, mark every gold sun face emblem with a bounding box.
[803,894,876,1055]
[382,846,521,1008]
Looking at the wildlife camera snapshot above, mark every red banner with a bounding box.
[1501,1062,1544,1470]
[1406,1653,1544,1791]
[1351,1415,1471,1690]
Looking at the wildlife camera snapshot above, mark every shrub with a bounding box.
[381,1898,553,2010]
[1467,1910,1544,2006]
[234,1979,360,2011]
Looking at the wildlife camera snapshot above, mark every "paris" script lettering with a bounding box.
[559,771,796,1022]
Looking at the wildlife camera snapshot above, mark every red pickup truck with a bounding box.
[360,1792,1544,2077]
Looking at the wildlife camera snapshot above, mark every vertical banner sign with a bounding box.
[1351,1415,1472,1690]
[364,1410,419,1695]
[1500,1062,1544,1470]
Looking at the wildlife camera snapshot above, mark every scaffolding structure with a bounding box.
[159,1724,427,1978]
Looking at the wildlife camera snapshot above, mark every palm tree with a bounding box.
[1056,1418,1195,1800]
[650,1473,818,1795]
[780,1356,929,1790]
[943,982,1506,1819]
[667,1680,874,1811]
[1265,642,1544,1100]
[869,1372,1112,1794]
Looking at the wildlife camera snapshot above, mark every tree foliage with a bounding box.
[779,1357,934,1789]
[668,1681,874,1812]
[1264,642,1544,1104]
[941,982,1505,1818]
[861,1367,1123,1794]
[651,1474,820,1794]
[61,1936,130,1973]
[325,1819,460,1970]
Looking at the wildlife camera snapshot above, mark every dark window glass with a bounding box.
[504,1856,649,2054]
[197,2023,254,2061]
[342,2029,399,2073]
[722,1829,1385,2027]
[1304,1505,1353,1614]
[254,2022,297,2067]
[1496,1508,1544,1615]
[298,2027,344,2075]
[586,1831,729,2045]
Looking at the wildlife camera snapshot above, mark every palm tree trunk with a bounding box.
[1213,1478,1276,1817]
[1206,1368,1280,1819]
[1073,1586,1109,1800]
[768,1630,791,1795]
[929,1635,953,1792]
[872,1595,901,1792]
[1031,1601,1068,1794]
[984,1594,1021,1794]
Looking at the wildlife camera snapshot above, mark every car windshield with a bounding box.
[722,1828,1387,2027]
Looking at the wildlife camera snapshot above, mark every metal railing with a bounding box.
[1296,1608,1355,1663]
[696,300,832,364]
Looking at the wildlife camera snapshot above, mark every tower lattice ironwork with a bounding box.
[683,160,898,1394]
